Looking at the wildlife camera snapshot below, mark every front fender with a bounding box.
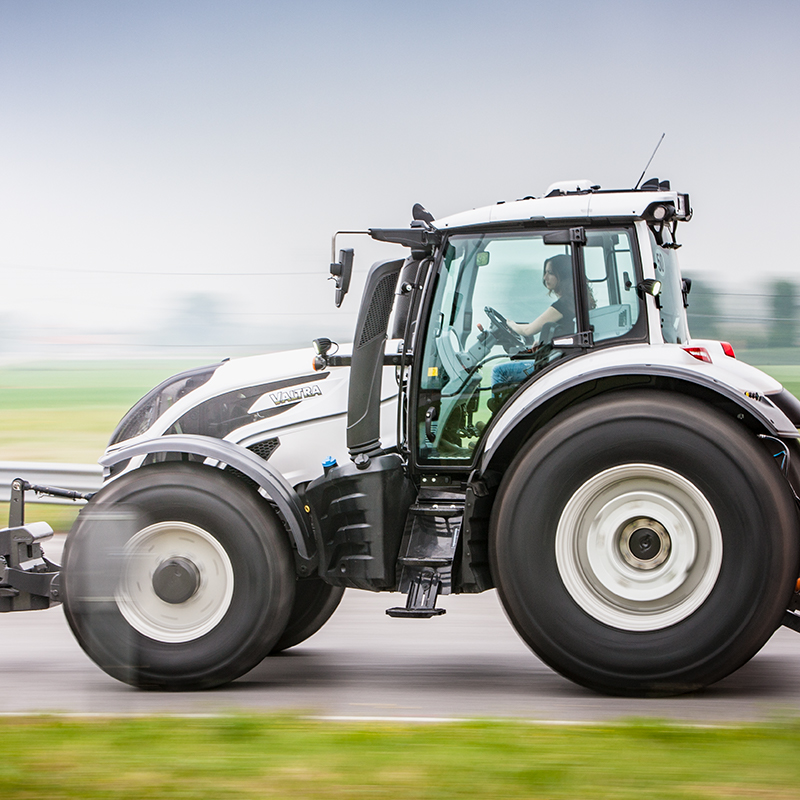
[99,434,317,572]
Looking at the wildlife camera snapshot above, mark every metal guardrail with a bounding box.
[0,462,103,505]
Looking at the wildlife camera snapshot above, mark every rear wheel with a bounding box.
[490,391,799,696]
[63,463,295,690]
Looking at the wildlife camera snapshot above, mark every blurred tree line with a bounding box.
[685,275,798,350]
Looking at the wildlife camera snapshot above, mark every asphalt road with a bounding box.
[5,535,800,722]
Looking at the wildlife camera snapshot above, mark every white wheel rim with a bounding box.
[555,464,723,631]
[115,521,234,643]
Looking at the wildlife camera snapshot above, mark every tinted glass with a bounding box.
[417,231,577,465]
[585,230,640,342]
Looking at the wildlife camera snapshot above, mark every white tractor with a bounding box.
[6,177,800,697]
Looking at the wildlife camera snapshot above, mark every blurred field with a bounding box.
[0,359,205,462]
[0,360,206,532]
[2,358,800,535]
[0,503,82,535]
[2,715,800,798]
[758,366,800,398]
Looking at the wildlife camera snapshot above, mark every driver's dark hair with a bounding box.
[543,254,572,295]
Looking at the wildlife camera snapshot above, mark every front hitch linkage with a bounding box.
[0,479,93,612]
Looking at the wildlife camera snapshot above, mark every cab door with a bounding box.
[413,229,578,467]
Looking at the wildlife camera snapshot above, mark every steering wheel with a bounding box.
[484,306,527,352]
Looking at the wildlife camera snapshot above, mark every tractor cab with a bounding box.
[413,224,649,465]
[352,181,693,474]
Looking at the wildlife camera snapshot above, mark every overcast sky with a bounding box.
[1,0,798,353]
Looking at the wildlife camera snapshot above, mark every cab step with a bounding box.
[386,494,463,619]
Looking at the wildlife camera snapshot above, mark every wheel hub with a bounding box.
[152,557,201,604]
[555,464,723,631]
[115,521,235,643]
[619,518,671,570]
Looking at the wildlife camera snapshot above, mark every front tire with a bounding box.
[63,463,295,690]
[271,578,344,653]
[490,391,800,696]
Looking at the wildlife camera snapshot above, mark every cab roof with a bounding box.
[367,179,691,253]
[432,179,691,230]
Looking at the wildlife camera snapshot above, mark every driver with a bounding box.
[491,254,574,386]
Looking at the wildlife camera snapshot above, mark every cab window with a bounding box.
[415,227,643,466]
[584,230,641,342]
[416,231,577,465]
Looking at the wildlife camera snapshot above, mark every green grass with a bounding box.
[757,365,800,399]
[0,360,206,462]
[0,360,209,531]
[737,347,800,367]
[4,358,799,462]
[0,503,80,535]
[1,715,800,799]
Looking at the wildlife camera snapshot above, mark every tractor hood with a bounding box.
[106,345,398,457]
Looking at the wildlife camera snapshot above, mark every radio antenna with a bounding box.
[633,133,666,190]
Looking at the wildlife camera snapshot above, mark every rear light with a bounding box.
[683,346,712,363]
[720,341,736,358]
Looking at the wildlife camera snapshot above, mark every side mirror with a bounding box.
[330,248,354,307]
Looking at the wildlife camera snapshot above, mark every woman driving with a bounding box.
[491,254,575,387]
[508,253,575,340]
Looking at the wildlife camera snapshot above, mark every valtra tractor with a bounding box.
[5,177,800,697]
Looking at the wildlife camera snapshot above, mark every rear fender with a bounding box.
[479,363,799,475]
[98,434,317,574]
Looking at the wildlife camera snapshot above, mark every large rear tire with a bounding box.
[63,463,295,690]
[490,391,800,696]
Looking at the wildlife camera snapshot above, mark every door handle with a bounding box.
[425,406,438,442]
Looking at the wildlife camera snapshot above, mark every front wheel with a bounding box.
[271,578,344,653]
[63,463,295,690]
[490,391,800,696]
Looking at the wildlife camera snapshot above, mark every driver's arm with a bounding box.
[509,305,562,338]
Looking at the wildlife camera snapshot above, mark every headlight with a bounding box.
[109,363,221,446]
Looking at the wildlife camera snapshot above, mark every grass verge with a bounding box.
[0,503,80,534]
[2,715,800,799]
